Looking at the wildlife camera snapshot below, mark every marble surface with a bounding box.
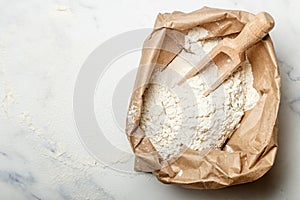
[0,0,300,199]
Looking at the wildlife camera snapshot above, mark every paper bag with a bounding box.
[126,7,280,189]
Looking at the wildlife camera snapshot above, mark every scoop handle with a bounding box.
[230,12,274,52]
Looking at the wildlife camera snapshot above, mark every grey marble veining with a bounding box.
[289,98,300,116]
[279,59,300,82]
[0,151,7,156]
[0,0,300,199]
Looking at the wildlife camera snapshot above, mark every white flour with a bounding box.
[140,27,259,159]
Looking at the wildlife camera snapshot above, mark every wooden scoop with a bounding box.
[178,12,275,96]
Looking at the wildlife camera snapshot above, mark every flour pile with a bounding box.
[140,27,259,159]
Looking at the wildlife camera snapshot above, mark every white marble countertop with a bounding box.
[0,0,300,199]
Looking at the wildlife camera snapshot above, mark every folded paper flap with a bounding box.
[126,7,280,189]
[155,7,254,33]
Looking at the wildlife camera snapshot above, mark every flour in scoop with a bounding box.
[140,27,259,159]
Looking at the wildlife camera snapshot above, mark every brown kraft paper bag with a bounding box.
[126,7,280,189]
